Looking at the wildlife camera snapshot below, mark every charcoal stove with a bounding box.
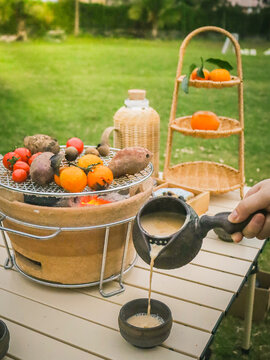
[0,147,153,297]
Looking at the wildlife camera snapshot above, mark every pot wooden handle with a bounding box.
[199,210,267,236]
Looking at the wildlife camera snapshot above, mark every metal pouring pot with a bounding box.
[132,196,263,270]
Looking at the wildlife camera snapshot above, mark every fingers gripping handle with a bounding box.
[198,210,267,237]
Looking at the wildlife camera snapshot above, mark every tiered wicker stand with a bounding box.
[164,26,245,198]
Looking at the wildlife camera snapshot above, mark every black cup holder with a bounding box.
[118,298,172,348]
[0,320,10,359]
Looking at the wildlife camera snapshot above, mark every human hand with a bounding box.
[228,179,270,243]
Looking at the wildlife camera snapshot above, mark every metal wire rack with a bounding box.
[0,147,153,197]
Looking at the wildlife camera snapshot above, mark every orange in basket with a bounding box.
[209,69,231,82]
[191,111,220,131]
[190,68,210,80]
[60,166,87,193]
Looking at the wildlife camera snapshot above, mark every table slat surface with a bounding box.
[2,319,100,360]
[82,283,222,333]
[206,229,265,249]
[135,258,243,292]
[0,289,194,360]
[124,266,233,311]
[0,188,267,360]
[191,251,252,276]
[201,237,259,261]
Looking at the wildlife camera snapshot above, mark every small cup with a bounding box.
[118,298,172,348]
[0,320,10,360]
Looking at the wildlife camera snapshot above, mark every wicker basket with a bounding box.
[178,75,240,89]
[172,116,242,139]
[164,161,241,194]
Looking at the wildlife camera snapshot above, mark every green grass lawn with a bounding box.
[0,37,269,185]
[0,36,269,358]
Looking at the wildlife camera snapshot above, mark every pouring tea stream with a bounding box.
[119,195,264,342]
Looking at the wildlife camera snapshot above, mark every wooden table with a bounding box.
[0,189,268,360]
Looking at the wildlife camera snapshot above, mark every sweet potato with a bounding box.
[108,147,152,178]
[30,152,54,185]
[24,134,60,154]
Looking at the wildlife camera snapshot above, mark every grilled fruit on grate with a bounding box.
[30,152,55,185]
[24,134,60,154]
[109,147,152,178]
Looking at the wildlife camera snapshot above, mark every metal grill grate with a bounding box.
[0,147,153,197]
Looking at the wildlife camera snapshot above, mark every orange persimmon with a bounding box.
[60,166,87,193]
[209,69,231,82]
[77,154,103,169]
[87,165,113,191]
[191,111,220,131]
[190,67,210,80]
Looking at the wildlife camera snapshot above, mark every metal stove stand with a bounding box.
[0,212,137,297]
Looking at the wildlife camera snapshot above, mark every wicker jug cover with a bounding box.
[114,89,160,177]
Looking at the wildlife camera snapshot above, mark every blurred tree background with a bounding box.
[0,0,269,39]
[0,0,54,37]
[128,0,181,38]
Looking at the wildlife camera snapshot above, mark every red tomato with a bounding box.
[13,161,30,174]
[12,169,28,183]
[14,148,32,163]
[28,152,42,166]
[3,152,21,170]
[66,138,84,154]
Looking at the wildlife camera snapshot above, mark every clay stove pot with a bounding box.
[0,179,152,284]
